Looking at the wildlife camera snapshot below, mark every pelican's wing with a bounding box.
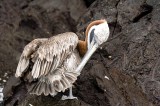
[29,49,81,96]
[15,38,48,77]
[31,32,78,78]
[29,68,79,96]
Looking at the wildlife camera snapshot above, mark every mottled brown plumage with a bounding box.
[15,19,110,99]
[16,32,81,96]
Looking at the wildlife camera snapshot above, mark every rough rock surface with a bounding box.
[1,0,160,106]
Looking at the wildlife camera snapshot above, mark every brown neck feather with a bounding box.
[78,40,87,56]
[78,19,106,56]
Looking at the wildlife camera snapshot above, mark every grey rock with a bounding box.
[1,0,160,106]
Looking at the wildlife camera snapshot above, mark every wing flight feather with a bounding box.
[15,38,48,77]
[31,32,78,78]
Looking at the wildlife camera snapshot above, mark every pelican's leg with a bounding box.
[61,87,77,100]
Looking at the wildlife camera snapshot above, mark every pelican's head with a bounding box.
[76,19,110,73]
[86,19,109,50]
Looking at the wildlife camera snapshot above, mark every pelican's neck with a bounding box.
[78,39,87,56]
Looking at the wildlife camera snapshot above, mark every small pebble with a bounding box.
[4,73,8,77]
[3,80,6,83]
[104,76,110,80]
[108,55,112,59]
[29,104,33,106]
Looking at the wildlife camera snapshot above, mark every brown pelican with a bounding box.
[15,19,110,100]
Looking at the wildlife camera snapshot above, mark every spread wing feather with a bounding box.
[30,32,78,78]
[15,38,48,77]
[29,68,80,96]
[15,32,80,96]
[15,32,78,78]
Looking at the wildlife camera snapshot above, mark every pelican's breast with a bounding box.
[63,49,81,72]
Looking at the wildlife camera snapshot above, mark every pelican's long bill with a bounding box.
[76,43,98,73]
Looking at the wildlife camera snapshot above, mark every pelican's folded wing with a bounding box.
[30,32,78,78]
[15,38,48,77]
